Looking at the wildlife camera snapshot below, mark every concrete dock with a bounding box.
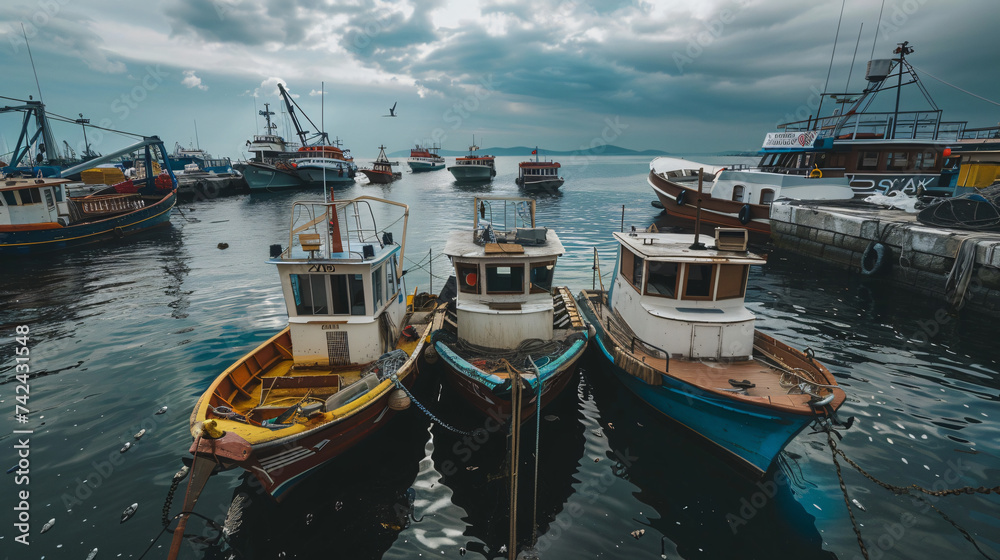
[770,200,1000,316]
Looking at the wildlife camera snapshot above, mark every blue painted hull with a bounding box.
[578,295,814,477]
[433,334,587,421]
[0,190,176,256]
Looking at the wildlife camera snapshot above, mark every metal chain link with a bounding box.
[391,374,477,437]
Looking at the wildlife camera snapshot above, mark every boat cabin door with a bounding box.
[690,325,722,359]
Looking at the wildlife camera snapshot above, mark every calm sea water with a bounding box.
[1,156,998,560]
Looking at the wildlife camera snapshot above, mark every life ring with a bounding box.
[737,204,751,225]
[860,241,888,275]
[809,167,823,179]
[675,189,687,206]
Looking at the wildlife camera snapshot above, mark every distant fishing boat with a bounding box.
[244,102,304,191]
[169,196,439,560]
[360,145,402,184]
[431,197,589,421]
[516,147,563,190]
[0,137,177,256]
[406,144,445,172]
[447,137,495,182]
[577,227,846,476]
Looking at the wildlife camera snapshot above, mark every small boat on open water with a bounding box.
[168,195,440,557]
[516,147,564,190]
[360,145,402,184]
[406,144,445,172]
[0,137,177,256]
[577,227,846,476]
[448,138,496,182]
[431,197,589,422]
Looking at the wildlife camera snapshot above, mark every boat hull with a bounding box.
[244,162,303,190]
[434,335,586,422]
[0,190,176,256]
[577,291,840,477]
[296,166,356,185]
[189,324,430,500]
[648,171,771,235]
[360,170,399,184]
[448,165,495,181]
[407,160,445,171]
[517,177,564,190]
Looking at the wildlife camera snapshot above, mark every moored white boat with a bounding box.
[448,139,496,182]
[406,144,445,171]
[516,147,563,190]
[576,227,847,476]
[431,197,589,421]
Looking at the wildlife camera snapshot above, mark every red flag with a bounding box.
[531,150,537,154]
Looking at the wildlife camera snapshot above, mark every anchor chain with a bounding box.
[391,373,480,437]
[162,465,189,528]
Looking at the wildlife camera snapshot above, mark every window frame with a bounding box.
[644,260,679,299]
[485,264,525,295]
[680,263,716,301]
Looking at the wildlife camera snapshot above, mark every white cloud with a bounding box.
[182,69,208,90]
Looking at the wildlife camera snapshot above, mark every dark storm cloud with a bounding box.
[3,5,125,73]
[164,0,326,45]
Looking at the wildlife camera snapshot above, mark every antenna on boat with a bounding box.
[21,24,44,106]
[816,0,847,128]
[844,23,864,93]
[689,168,707,250]
[869,0,886,62]
[194,120,200,149]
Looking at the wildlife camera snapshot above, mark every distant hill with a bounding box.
[387,145,670,158]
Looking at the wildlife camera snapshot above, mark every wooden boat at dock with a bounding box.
[168,195,439,557]
[0,137,177,255]
[430,197,589,422]
[360,145,402,184]
[576,227,846,476]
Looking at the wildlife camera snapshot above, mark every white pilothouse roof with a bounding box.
[614,231,765,265]
[442,196,565,259]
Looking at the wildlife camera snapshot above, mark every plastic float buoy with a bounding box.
[860,241,889,275]
[424,345,439,364]
[809,167,823,178]
[465,272,477,286]
[675,189,687,206]
[388,389,411,411]
[737,204,751,225]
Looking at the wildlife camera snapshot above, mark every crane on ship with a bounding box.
[276,82,331,148]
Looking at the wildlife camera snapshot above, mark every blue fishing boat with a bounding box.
[577,228,846,476]
[0,137,177,256]
[430,197,589,422]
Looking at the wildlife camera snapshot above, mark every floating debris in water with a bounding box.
[543,415,559,422]
[851,499,866,512]
[466,466,478,471]
[217,243,229,250]
[335,501,343,511]
[85,548,98,560]
[594,458,600,463]
[499,545,507,554]
[41,518,55,533]
[305,513,313,525]
[901,458,909,464]
[607,422,614,430]
[119,442,131,454]
[133,429,145,440]
[120,503,138,524]
[591,428,604,437]
[631,529,645,539]
[155,406,168,415]
[459,547,466,556]
[6,465,17,474]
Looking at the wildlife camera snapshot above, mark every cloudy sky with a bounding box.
[1,0,998,161]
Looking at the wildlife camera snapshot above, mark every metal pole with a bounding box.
[620,204,625,232]
[689,169,707,250]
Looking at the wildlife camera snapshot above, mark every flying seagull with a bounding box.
[383,102,397,117]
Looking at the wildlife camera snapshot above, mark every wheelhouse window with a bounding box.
[645,261,678,298]
[732,185,746,202]
[1,191,16,206]
[915,151,937,169]
[682,264,714,300]
[43,188,54,208]
[291,274,329,315]
[857,151,880,171]
[486,265,524,294]
[348,274,366,315]
[760,189,775,206]
[372,266,384,309]
[22,188,41,204]
[887,152,909,170]
[716,265,749,300]
[330,275,350,314]
[386,256,398,298]
[457,263,480,294]
[529,261,554,294]
[620,248,643,293]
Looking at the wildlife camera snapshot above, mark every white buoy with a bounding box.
[388,388,411,411]
[424,345,439,364]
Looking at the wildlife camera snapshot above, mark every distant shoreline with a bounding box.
[387,145,758,158]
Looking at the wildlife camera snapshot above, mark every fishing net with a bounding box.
[916,184,1000,231]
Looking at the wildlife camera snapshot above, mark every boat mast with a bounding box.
[891,41,913,139]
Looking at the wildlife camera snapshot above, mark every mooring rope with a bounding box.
[390,371,479,437]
